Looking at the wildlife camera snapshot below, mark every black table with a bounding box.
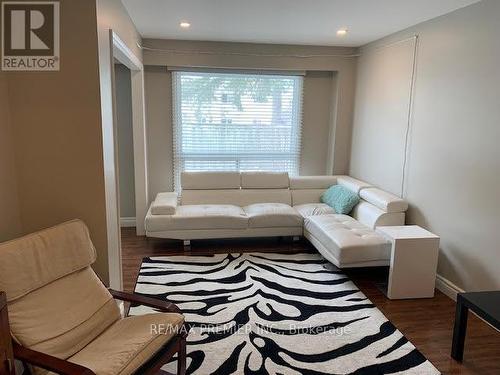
[451,291,500,361]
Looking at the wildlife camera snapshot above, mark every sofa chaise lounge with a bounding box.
[145,172,408,268]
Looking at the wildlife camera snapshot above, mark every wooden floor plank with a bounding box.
[121,228,500,374]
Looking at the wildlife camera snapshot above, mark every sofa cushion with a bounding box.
[243,203,302,228]
[336,175,372,194]
[150,192,177,215]
[304,214,390,264]
[68,313,184,375]
[241,172,289,189]
[359,187,408,213]
[293,203,335,218]
[289,176,338,190]
[181,172,240,190]
[145,205,248,232]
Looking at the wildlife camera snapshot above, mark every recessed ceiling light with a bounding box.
[180,21,191,28]
[337,29,348,36]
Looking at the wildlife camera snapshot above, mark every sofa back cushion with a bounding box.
[351,201,406,228]
[289,176,338,205]
[359,187,408,213]
[180,172,292,206]
[181,189,291,206]
[291,189,326,205]
[181,171,240,190]
[289,176,338,190]
[241,172,289,189]
[336,175,372,193]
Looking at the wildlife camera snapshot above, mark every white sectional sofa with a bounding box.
[145,172,408,268]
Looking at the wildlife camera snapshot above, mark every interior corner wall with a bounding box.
[349,0,500,291]
[5,0,109,281]
[142,40,357,199]
[0,72,21,242]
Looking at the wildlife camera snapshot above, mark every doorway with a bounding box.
[108,31,148,290]
[114,63,136,229]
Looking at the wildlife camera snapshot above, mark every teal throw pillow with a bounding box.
[321,185,360,214]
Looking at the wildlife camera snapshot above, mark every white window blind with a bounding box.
[172,71,303,190]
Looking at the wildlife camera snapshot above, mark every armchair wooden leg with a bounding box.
[177,335,187,375]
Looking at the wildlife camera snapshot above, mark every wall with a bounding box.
[114,64,136,218]
[97,0,142,59]
[349,0,500,291]
[350,39,416,196]
[301,71,336,175]
[5,0,109,280]
[0,72,21,242]
[143,39,356,198]
[144,66,173,195]
[96,0,142,288]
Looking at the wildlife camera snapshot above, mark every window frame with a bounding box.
[172,70,304,190]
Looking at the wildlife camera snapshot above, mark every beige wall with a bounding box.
[0,72,21,242]
[350,39,416,196]
[1,0,142,285]
[5,0,109,280]
[144,66,174,195]
[349,0,500,291]
[143,39,356,198]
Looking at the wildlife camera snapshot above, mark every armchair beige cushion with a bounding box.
[67,313,184,375]
[0,220,184,375]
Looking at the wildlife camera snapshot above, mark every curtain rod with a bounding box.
[166,66,306,76]
[137,42,359,58]
[137,35,418,59]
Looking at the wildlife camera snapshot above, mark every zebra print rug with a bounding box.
[129,252,440,374]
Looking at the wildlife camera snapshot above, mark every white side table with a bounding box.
[376,225,440,299]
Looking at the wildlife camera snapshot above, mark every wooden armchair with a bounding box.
[1,292,15,375]
[0,220,187,375]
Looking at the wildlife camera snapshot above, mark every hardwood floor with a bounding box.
[121,228,500,374]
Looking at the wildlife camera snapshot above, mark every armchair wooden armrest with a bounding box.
[108,289,181,314]
[13,343,95,375]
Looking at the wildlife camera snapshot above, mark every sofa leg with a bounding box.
[183,240,191,251]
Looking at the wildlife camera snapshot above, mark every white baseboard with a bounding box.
[435,273,464,301]
[436,275,500,333]
[120,217,136,228]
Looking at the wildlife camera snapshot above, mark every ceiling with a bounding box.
[122,0,480,47]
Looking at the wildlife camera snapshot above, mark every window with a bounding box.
[172,71,303,190]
